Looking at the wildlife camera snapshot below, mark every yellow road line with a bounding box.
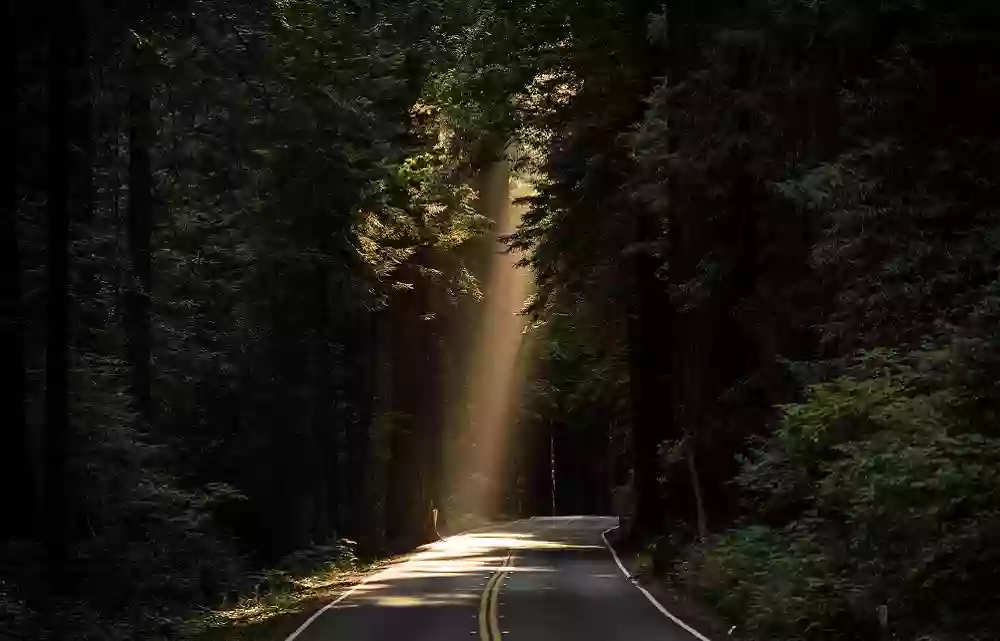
[479,553,512,641]
[488,552,514,640]
[477,568,499,640]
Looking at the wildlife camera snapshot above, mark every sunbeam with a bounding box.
[442,158,535,521]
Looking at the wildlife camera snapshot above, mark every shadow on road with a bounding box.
[193,518,611,641]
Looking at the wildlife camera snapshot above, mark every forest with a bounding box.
[5,0,1000,640]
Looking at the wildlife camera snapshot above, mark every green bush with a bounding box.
[687,350,1000,640]
[276,539,358,578]
[683,525,856,640]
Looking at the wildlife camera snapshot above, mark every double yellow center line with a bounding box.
[478,552,513,641]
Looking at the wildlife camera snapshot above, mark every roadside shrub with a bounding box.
[687,349,1000,640]
[683,524,858,640]
[277,539,358,578]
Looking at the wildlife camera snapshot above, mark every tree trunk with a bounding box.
[366,309,393,551]
[312,260,333,540]
[126,36,153,425]
[625,212,670,540]
[3,0,38,540]
[43,0,88,603]
[343,311,374,544]
[385,286,423,550]
[684,433,708,541]
[73,49,98,351]
[549,428,557,516]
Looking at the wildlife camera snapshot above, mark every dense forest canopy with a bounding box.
[5,0,1000,640]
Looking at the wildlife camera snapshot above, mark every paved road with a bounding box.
[287,516,707,641]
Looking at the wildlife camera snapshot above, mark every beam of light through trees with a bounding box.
[442,159,535,521]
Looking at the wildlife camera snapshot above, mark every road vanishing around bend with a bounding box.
[285,516,711,641]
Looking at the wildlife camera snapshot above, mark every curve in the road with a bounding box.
[478,550,513,641]
[281,516,713,641]
[282,562,386,641]
[600,527,712,641]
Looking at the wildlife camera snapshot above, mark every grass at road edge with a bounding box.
[185,513,514,641]
[184,556,400,641]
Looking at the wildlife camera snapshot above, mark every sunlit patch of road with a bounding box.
[287,517,709,641]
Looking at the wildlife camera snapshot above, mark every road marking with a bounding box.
[282,563,385,641]
[478,564,501,640]
[601,527,714,641]
[489,553,513,640]
[478,552,513,641]
[282,522,526,641]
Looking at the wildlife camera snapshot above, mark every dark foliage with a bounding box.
[6,0,491,638]
[7,1,1000,639]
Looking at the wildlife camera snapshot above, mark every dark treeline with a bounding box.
[7,0,1000,640]
[5,0,503,638]
[457,1,999,640]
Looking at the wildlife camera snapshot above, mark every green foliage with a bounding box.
[10,0,496,638]
[516,292,632,514]
[692,350,1000,640]
[240,539,358,598]
[11,0,1000,639]
[493,0,1000,637]
[277,540,357,579]
[684,525,850,639]
[355,106,488,298]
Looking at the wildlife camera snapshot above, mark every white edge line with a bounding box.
[282,565,383,641]
[284,520,527,641]
[601,525,714,641]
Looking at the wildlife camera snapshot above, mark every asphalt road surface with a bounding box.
[285,516,709,641]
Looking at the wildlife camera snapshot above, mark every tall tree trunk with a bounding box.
[43,0,88,607]
[343,311,374,545]
[674,213,712,534]
[312,259,333,540]
[385,249,445,549]
[684,432,708,540]
[625,211,670,540]
[5,1,28,536]
[385,288,420,550]
[418,276,444,541]
[366,309,393,551]
[74,50,98,351]
[126,36,153,425]
[4,2,38,539]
